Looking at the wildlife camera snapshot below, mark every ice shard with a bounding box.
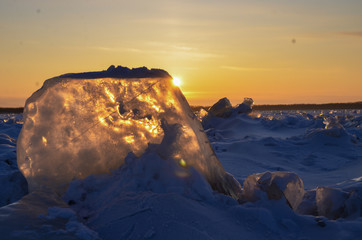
[17,66,241,199]
[241,171,305,210]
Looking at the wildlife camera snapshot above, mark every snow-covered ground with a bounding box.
[0,114,27,207]
[0,109,361,240]
[205,109,362,189]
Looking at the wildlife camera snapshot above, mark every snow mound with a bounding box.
[0,190,100,240]
[241,171,305,211]
[63,148,218,225]
[17,66,241,199]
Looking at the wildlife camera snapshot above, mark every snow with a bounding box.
[204,108,361,188]
[0,67,362,239]
[0,114,27,207]
[0,190,100,240]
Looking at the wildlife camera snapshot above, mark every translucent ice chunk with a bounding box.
[195,108,208,121]
[242,171,305,210]
[316,187,349,219]
[323,116,343,130]
[207,97,232,118]
[17,66,241,199]
[234,97,253,114]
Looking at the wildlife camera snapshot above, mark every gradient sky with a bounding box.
[1,0,361,107]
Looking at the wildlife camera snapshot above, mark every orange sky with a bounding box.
[1,0,361,107]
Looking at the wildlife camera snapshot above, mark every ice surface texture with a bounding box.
[17,66,241,198]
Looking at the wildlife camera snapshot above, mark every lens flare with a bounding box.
[179,159,187,167]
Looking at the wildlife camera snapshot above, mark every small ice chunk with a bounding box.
[234,97,254,114]
[323,116,343,130]
[195,108,208,121]
[241,171,305,210]
[296,189,317,216]
[316,187,349,220]
[297,187,362,219]
[207,97,232,118]
[343,191,362,219]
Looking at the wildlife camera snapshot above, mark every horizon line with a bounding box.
[1,101,361,113]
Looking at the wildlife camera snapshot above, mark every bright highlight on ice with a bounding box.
[172,77,182,87]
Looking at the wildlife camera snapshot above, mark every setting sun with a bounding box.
[172,77,182,87]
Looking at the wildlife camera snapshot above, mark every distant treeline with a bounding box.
[0,108,24,114]
[1,102,361,114]
[191,101,362,112]
[253,102,362,111]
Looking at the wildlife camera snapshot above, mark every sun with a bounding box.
[172,77,182,87]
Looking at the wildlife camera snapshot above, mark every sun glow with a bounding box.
[172,77,182,87]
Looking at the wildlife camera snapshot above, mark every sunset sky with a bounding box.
[1,0,361,107]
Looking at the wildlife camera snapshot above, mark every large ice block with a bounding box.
[17,66,241,199]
